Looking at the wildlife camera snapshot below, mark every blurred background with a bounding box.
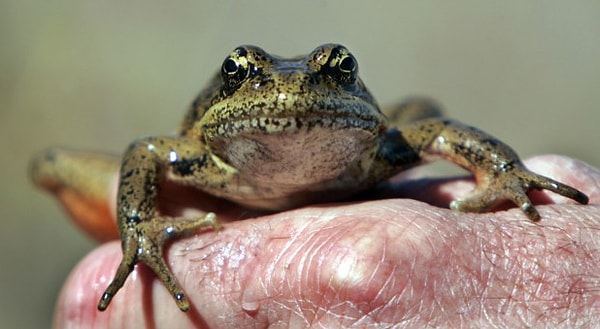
[2,1,599,327]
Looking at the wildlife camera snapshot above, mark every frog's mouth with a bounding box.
[202,98,386,140]
[204,114,380,138]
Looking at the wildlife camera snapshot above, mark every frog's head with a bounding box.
[193,44,388,184]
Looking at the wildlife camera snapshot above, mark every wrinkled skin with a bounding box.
[53,156,600,329]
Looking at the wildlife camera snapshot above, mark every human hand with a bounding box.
[53,155,600,328]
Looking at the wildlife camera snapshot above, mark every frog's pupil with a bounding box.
[340,57,355,72]
[224,59,239,74]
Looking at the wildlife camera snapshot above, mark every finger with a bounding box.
[54,201,456,328]
[55,193,600,328]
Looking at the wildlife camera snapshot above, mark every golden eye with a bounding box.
[322,45,358,85]
[221,47,251,90]
[222,58,240,75]
[339,55,356,73]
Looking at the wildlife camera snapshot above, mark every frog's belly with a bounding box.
[207,127,379,210]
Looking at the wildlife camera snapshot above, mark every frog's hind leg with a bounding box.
[30,148,120,241]
[384,96,444,126]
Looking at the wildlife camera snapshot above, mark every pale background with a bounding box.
[2,1,599,327]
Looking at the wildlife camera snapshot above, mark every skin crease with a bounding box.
[53,156,600,329]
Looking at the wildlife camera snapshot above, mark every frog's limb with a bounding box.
[30,148,120,241]
[97,136,223,312]
[98,213,220,312]
[384,96,444,126]
[378,119,588,220]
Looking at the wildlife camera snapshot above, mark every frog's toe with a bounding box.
[449,185,541,220]
[449,190,495,214]
[134,213,220,312]
[450,167,590,221]
[529,174,589,205]
[97,246,137,311]
[98,213,220,312]
[138,247,191,311]
[504,188,540,220]
[97,221,192,312]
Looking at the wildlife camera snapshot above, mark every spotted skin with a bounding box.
[31,44,588,312]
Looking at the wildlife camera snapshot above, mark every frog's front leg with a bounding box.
[97,136,224,312]
[378,119,588,220]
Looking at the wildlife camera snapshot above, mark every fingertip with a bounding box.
[54,242,207,328]
[53,243,125,328]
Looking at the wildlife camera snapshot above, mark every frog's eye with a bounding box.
[221,47,252,90]
[323,46,358,85]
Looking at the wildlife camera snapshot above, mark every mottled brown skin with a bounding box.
[31,44,588,312]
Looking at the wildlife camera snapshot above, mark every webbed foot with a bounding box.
[97,213,221,311]
[450,163,588,220]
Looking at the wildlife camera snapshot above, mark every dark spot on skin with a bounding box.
[497,160,516,172]
[40,149,58,163]
[171,154,208,177]
[122,169,134,179]
[480,138,500,148]
[127,215,141,224]
[235,47,248,57]
[378,129,421,167]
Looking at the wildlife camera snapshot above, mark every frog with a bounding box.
[31,43,589,312]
